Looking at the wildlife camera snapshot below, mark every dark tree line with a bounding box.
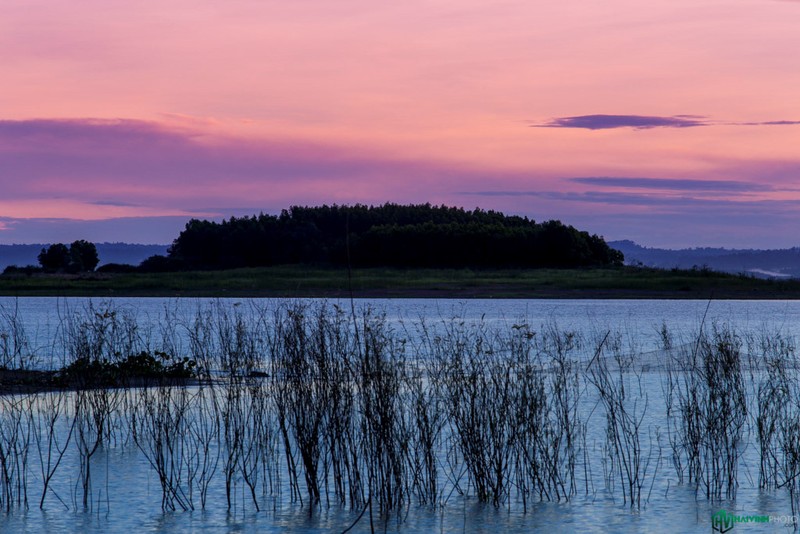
[158,204,623,270]
[37,240,99,273]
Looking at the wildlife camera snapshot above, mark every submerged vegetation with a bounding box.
[1,299,800,529]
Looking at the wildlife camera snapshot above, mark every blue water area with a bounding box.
[0,297,798,533]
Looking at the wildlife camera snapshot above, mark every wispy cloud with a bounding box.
[0,118,189,151]
[0,117,508,221]
[532,114,800,130]
[462,189,799,215]
[568,177,772,192]
[533,114,710,130]
[734,120,800,126]
[464,190,677,206]
[457,187,800,248]
[1,118,799,247]
[90,200,142,207]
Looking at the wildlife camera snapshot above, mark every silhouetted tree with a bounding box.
[38,243,70,272]
[69,240,99,272]
[38,241,99,273]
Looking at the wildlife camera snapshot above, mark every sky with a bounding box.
[1,0,799,248]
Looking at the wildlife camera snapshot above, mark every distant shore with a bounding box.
[1,265,800,299]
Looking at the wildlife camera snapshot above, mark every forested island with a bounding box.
[5,204,800,298]
[146,203,623,271]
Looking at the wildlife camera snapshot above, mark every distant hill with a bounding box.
[0,243,169,271]
[609,240,800,278]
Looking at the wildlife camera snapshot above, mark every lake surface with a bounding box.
[5,296,800,361]
[1,297,799,533]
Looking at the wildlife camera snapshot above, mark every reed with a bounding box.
[587,332,660,508]
[665,325,747,500]
[2,298,800,526]
[0,394,32,511]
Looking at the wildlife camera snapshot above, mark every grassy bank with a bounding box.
[1,265,799,298]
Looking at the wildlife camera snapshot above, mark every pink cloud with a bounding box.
[0,118,526,218]
[2,118,800,246]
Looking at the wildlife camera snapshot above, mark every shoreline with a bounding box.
[1,266,799,299]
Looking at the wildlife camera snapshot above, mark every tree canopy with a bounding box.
[38,243,70,272]
[163,204,623,270]
[38,240,99,273]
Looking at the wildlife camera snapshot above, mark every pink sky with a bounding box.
[1,0,799,247]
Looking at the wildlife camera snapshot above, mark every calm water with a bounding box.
[5,296,800,361]
[1,297,799,533]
